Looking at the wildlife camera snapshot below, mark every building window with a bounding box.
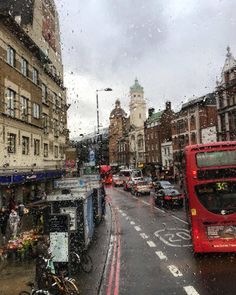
[33,103,40,119]
[32,68,39,84]
[54,145,59,158]
[42,84,48,103]
[20,96,28,121]
[7,133,16,153]
[7,46,15,67]
[44,143,49,157]
[42,113,49,134]
[34,139,40,155]
[54,119,59,137]
[6,89,15,117]
[21,58,28,76]
[22,136,29,155]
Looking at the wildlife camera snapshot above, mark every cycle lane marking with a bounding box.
[155,251,168,260]
[167,265,183,277]
[183,286,200,295]
[140,233,149,239]
[134,226,142,232]
[147,241,156,248]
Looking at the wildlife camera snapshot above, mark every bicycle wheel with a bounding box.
[64,279,80,295]
[81,253,93,273]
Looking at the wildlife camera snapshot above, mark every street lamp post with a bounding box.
[96,88,112,166]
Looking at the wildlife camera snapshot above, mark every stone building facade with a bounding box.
[0,0,68,206]
[128,78,147,168]
[215,47,236,141]
[108,100,127,165]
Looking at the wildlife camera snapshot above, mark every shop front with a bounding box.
[0,170,65,208]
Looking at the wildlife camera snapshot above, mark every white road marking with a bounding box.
[130,221,135,225]
[171,214,188,225]
[134,226,141,232]
[141,200,150,206]
[155,251,168,260]
[154,228,192,248]
[122,212,127,217]
[183,286,200,295]
[133,196,138,200]
[168,265,183,277]
[140,233,149,239]
[126,216,129,220]
[152,205,165,213]
[147,241,156,248]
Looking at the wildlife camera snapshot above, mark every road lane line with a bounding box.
[130,221,135,225]
[155,251,168,260]
[126,216,129,220]
[141,200,150,206]
[114,212,121,295]
[171,214,188,225]
[121,212,127,217]
[167,265,183,277]
[183,286,200,295]
[147,241,156,248]
[106,214,118,295]
[134,226,141,232]
[140,233,148,239]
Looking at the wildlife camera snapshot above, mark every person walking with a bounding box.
[8,209,20,239]
[0,207,9,245]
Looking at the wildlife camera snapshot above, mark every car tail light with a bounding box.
[164,196,172,200]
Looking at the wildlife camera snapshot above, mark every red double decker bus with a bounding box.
[184,141,236,253]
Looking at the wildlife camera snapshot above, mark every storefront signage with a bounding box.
[54,178,81,189]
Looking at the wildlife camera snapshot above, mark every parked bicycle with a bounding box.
[19,282,50,294]
[19,258,80,295]
[70,250,93,274]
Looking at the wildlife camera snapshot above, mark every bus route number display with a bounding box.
[216,182,228,191]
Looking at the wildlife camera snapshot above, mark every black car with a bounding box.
[154,188,184,208]
[153,181,174,192]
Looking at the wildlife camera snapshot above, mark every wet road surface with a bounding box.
[103,186,236,295]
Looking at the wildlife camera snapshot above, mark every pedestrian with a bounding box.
[8,195,16,211]
[0,207,9,245]
[8,209,20,239]
[18,201,25,220]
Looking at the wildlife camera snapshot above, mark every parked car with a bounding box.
[154,188,184,208]
[131,180,151,196]
[112,175,124,187]
[123,180,134,191]
[153,180,174,192]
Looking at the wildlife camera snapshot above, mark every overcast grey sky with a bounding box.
[55,0,236,139]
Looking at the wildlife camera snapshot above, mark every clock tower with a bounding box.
[129,78,147,127]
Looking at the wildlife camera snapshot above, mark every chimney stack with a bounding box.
[166,101,171,110]
[148,108,155,117]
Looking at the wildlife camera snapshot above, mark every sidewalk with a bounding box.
[0,204,112,295]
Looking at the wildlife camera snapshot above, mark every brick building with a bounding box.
[144,102,173,174]
[215,47,236,141]
[172,93,217,173]
[0,0,68,206]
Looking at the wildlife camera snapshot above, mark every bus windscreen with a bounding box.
[196,150,236,167]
